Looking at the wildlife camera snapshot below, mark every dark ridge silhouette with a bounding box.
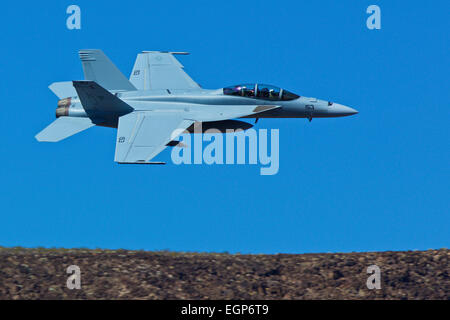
[0,247,448,299]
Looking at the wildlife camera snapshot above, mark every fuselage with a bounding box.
[59,86,358,128]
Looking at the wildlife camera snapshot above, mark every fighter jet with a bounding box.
[36,50,358,164]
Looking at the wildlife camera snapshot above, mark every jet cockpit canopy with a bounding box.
[223,84,299,101]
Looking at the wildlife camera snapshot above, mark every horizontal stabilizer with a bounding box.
[35,117,95,142]
[49,81,77,99]
[79,49,136,91]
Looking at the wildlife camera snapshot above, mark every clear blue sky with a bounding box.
[0,1,448,253]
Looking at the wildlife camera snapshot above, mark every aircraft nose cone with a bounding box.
[329,103,358,117]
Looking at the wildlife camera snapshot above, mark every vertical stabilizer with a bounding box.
[79,49,137,91]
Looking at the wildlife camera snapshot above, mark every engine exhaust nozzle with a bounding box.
[56,98,71,118]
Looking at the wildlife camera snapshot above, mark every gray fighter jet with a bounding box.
[36,50,358,164]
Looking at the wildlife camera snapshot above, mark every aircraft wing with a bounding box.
[129,51,200,90]
[115,105,280,164]
[115,112,194,164]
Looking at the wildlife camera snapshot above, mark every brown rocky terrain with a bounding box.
[0,247,448,299]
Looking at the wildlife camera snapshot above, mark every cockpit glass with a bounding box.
[241,84,256,97]
[223,86,240,96]
[257,84,281,100]
[223,84,255,98]
[282,90,300,101]
[223,84,299,101]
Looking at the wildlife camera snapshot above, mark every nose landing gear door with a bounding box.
[305,104,314,122]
